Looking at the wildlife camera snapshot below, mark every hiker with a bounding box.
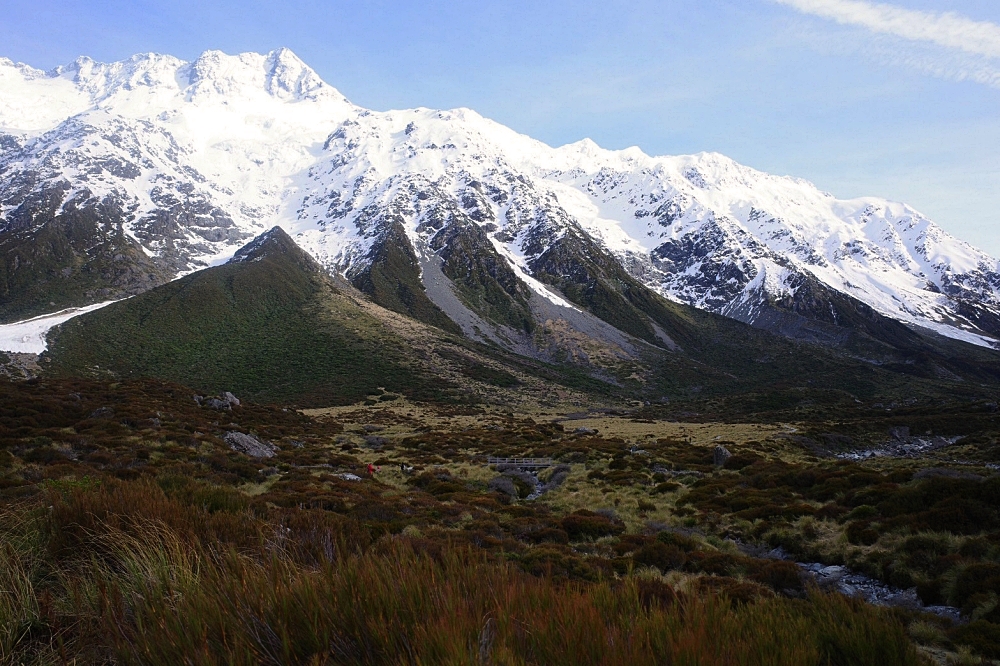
[367,463,375,476]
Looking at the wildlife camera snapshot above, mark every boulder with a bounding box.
[225,431,278,458]
[713,445,732,467]
[89,406,114,419]
[197,392,241,411]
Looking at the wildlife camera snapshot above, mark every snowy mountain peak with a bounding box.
[52,52,187,101]
[555,137,643,163]
[264,47,332,100]
[0,49,351,134]
[0,58,45,80]
[185,48,343,103]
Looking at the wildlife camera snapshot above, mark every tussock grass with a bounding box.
[0,478,924,665]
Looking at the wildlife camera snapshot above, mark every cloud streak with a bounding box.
[774,0,1000,58]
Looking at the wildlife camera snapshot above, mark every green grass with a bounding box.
[350,220,463,334]
[437,222,536,333]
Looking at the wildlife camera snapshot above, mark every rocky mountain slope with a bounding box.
[2,48,999,358]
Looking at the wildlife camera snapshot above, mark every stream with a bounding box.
[836,435,962,461]
[758,546,964,622]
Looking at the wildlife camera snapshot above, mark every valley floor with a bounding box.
[2,377,999,664]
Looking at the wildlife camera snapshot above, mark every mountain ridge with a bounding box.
[2,48,999,357]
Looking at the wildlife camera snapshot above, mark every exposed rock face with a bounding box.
[224,431,278,458]
[0,351,40,379]
[0,188,173,322]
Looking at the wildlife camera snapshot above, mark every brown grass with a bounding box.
[0,480,923,665]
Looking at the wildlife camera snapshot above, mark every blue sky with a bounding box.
[3,0,999,253]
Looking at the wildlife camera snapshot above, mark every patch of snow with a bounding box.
[487,234,579,310]
[0,302,117,353]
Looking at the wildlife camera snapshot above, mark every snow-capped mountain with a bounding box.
[2,48,998,353]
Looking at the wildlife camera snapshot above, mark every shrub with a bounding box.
[724,454,761,470]
[524,528,569,545]
[655,530,699,551]
[959,537,992,559]
[560,510,624,541]
[908,620,947,646]
[845,521,879,546]
[953,563,1000,608]
[633,578,677,609]
[518,545,605,581]
[917,578,946,606]
[749,560,804,594]
[686,552,742,577]
[637,500,657,514]
[487,476,517,497]
[695,577,774,605]
[19,446,66,464]
[633,543,686,572]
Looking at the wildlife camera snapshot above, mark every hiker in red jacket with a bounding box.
[367,463,375,476]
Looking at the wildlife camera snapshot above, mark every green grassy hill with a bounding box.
[44,228,468,406]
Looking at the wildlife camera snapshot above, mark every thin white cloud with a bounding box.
[774,0,1000,56]
[774,0,1000,86]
